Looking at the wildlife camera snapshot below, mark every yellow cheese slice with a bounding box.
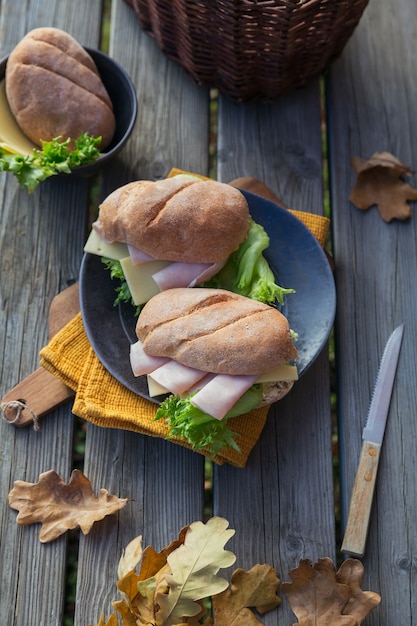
[255,363,298,383]
[0,81,37,156]
[147,375,170,397]
[146,363,298,397]
[120,256,171,306]
[83,229,129,260]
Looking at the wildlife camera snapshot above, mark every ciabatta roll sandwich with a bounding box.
[130,287,298,454]
[84,175,293,310]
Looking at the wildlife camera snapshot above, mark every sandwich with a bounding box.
[84,174,293,309]
[130,287,298,454]
[5,27,115,150]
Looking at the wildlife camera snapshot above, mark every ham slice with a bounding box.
[149,360,208,395]
[190,373,258,420]
[152,260,226,291]
[128,244,156,265]
[130,340,170,376]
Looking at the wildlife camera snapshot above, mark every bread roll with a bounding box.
[93,177,250,263]
[5,27,115,149]
[136,287,298,375]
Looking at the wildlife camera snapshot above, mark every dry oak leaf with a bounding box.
[8,469,128,542]
[350,151,417,221]
[156,517,236,624]
[281,557,381,626]
[117,534,143,580]
[88,614,119,626]
[114,517,235,626]
[115,527,190,625]
[212,564,281,625]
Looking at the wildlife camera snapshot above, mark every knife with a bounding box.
[341,323,404,558]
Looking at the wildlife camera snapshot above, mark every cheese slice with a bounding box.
[146,363,298,397]
[83,229,129,260]
[0,81,37,156]
[120,256,171,305]
[255,364,298,383]
[147,375,170,397]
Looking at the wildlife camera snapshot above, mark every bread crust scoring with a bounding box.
[136,287,298,375]
[93,177,251,263]
[5,27,116,149]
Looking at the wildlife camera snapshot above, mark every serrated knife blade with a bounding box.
[341,323,404,558]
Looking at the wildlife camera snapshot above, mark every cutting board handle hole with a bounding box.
[1,399,39,430]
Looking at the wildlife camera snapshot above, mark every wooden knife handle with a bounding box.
[341,440,382,557]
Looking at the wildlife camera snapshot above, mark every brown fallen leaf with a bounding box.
[282,557,381,625]
[336,559,382,624]
[88,614,119,626]
[8,469,128,542]
[212,564,281,625]
[114,518,236,625]
[350,151,417,221]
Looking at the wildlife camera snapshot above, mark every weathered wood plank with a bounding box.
[0,2,103,625]
[74,3,210,623]
[214,85,335,623]
[327,0,417,622]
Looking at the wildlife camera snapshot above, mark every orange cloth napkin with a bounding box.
[39,172,330,468]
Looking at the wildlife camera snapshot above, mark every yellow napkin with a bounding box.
[39,173,330,468]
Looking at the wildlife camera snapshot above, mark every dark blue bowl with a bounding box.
[0,47,137,176]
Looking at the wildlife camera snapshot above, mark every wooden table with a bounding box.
[0,0,416,624]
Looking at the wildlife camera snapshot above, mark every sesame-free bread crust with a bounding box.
[5,27,115,149]
[136,287,298,375]
[93,177,251,263]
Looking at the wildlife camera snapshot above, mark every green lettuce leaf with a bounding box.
[0,133,101,192]
[203,218,294,305]
[155,385,263,456]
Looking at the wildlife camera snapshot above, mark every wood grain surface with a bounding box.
[328,1,417,622]
[0,3,103,624]
[1,0,415,625]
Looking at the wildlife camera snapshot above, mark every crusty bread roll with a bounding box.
[136,287,298,376]
[93,177,251,263]
[5,27,116,149]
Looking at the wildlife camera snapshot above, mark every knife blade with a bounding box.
[341,323,404,557]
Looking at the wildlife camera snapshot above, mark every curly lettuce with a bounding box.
[155,385,264,456]
[0,133,101,192]
[203,218,294,305]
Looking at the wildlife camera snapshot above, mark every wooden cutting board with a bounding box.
[1,282,80,428]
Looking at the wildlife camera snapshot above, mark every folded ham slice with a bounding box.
[128,244,156,264]
[190,373,258,420]
[130,340,169,376]
[130,340,259,418]
[152,260,226,291]
[149,360,208,395]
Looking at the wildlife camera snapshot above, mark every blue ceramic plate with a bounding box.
[79,189,336,403]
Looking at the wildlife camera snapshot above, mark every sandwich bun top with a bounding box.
[5,27,116,149]
[136,287,298,376]
[93,177,251,263]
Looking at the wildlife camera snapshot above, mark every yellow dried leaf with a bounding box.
[88,613,119,626]
[212,564,281,625]
[282,557,381,625]
[350,151,417,221]
[117,534,143,580]
[8,469,128,542]
[138,525,189,581]
[155,517,236,625]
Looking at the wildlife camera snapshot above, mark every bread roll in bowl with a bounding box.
[93,177,251,263]
[5,27,116,149]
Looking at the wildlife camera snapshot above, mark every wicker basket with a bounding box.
[124,0,369,102]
